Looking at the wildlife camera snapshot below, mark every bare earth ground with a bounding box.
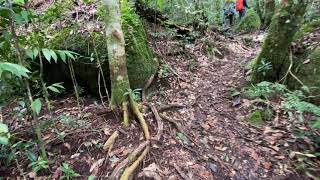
[1,27,313,179]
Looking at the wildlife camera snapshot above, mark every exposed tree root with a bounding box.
[129,94,150,140]
[110,141,149,180]
[160,113,198,146]
[120,146,150,180]
[158,104,185,112]
[149,104,163,141]
[110,94,151,180]
[103,131,119,155]
[122,101,129,127]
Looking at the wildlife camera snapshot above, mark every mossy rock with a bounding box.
[45,1,158,94]
[236,9,261,32]
[248,110,264,126]
[247,108,273,126]
[288,47,320,104]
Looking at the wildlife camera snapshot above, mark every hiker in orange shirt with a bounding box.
[236,0,249,19]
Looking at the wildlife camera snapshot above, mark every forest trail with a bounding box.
[1,29,304,179]
[145,30,305,179]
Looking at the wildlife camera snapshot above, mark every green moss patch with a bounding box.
[247,108,273,126]
[45,0,158,93]
[289,47,320,104]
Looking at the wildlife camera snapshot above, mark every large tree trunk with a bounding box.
[263,0,275,28]
[255,0,265,25]
[103,0,130,107]
[252,0,309,82]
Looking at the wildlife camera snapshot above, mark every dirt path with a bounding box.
[147,31,305,179]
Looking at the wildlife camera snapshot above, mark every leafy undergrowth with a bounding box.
[239,81,320,177]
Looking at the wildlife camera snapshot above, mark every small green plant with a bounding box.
[12,101,27,121]
[158,64,170,78]
[0,123,10,146]
[60,162,80,179]
[257,59,272,77]
[124,88,141,101]
[28,156,49,173]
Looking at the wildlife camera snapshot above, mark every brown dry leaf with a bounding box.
[207,117,217,127]
[63,143,71,150]
[103,127,111,135]
[180,82,190,89]
[262,162,272,169]
[28,171,36,178]
[265,136,277,145]
[109,146,125,157]
[43,134,52,141]
[198,171,212,179]
[169,139,177,144]
[275,155,285,160]
[138,163,163,180]
[242,99,252,107]
[250,151,259,161]
[215,146,227,151]
[201,122,210,130]
[51,168,61,180]
[89,158,105,174]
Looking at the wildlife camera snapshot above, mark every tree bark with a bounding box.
[103,0,131,108]
[263,0,275,28]
[252,0,309,82]
[255,0,264,24]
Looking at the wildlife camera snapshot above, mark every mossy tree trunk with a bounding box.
[255,0,265,24]
[263,0,275,28]
[103,0,131,108]
[102,2,151,178]
[252,0,309,83]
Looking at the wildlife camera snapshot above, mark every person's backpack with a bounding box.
[236,0,244,11]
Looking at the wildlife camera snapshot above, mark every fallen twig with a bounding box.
[173,163,190,180]
[110,141,150,180]
[149,104,164,141]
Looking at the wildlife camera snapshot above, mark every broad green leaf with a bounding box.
[26,49,34,59]
[50,50,58,63]
[42,48,51,62]
[15,14,23,25]
[3,31,11,41]
[52,83,65,89]
[0,123,8,133]
[88,176,95,180]
[33,48,39,58]
[0,62,30,78]
[20,10,28,21]
[26,151,37,162]
[65,51,75,60]
[311,119,320,129]
[31,99,42,115]
[48,86,60,93]
[0,123,9,146]
[0,137,9,146]
[57,50,66,63]
[14,0,24,4]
